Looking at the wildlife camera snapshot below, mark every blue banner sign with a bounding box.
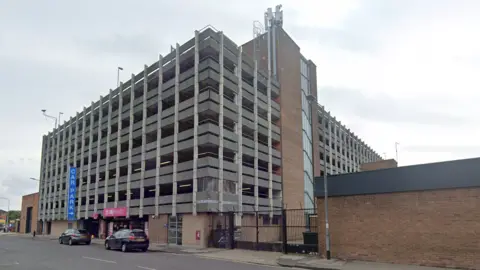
[67,167,77,221]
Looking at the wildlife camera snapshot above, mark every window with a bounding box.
[300,59,309,77]
[301,76,309,93]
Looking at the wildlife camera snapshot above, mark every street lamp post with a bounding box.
[117,67,123,87]
[307,94,331,260]
[0,197,10,232]
[41,110,63,129]
[30,177,40,191]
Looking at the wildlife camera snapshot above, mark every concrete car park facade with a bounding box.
[38,6,381,246]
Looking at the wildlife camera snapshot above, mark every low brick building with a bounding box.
[359,158,397,171]
[315,157,480,269]
[20,192,40,234]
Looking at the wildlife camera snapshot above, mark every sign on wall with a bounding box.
[102,207,127,217]
[67,167,77,221]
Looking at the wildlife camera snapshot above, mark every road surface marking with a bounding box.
[137,266,156,270]
[82,256,117,264]
[0,261,19,266]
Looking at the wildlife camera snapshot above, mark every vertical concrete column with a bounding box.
[104,90,113,210]
[333,124,337,173]
[85,102,94,219]
[192,31,199,216]
[328,118,333,175]
[58,122,66,220]
[236,47,243,216]
[65,118,72,220]
[78,108,87,218]
[94,97,103,214]
[127,74,135,218]
[42,133,50,223]
[115,84,124,207]
[53,124,60,219]
[38,135,46,221]
[218,32,225,212]
[72,113,79,217]
[155,55,164,217]
[339,128,343,172]
[267,70,273,216]
[172,43,180,217]
[48,133,54,221]
[253,61,259,212]
[140,65,148,218]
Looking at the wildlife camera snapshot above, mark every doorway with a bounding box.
[25,207,33,233]
[168,215,183,245]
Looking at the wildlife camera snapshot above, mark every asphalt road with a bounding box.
[0,234,286,270]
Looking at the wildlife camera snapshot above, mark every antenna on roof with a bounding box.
[252,21,264,62]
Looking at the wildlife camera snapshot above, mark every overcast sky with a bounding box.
[1,0,479,209]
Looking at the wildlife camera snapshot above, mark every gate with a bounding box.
[206,208,318,254]
[284,208,318,254]
[207,212,234,249]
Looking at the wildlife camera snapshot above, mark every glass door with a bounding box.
[167,215,183,245]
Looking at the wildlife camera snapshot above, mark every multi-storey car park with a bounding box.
[37,6,382,246]
[317,105,382,176]
[39,27,283,242]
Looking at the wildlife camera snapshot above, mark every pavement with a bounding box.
[1,232,457,270]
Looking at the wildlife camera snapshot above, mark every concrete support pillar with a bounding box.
[77,108,87,218]
[218,32,225,212]
[172,43,180,217]
[58,121,66,220]
[267,67,273,217]
[104,90,113,210]
[53,123,60,219]
[38,135,46,222]
[85,102,94,219]
[140,65,148,217]
[126,74,135,218]
[72,113,79,218]
[192,31,199,216]
[65,117,73,220]
[94,97,103,214]
[115,83,124,207]
[155,55,164,217]
[42,133,51,227]
[236,46,243,215]
[253,61,259,212]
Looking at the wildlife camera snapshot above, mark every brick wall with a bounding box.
[316,188,480,269]
[20,192,39,234]
[360,159,398,171]
[243,29,305,209]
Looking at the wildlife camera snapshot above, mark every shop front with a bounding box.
[95,207,147,239]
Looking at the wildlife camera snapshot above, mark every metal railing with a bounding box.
[206,208,318,254]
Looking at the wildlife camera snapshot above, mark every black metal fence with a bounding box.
[206,208,318,254]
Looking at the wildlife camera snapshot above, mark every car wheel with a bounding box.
[68,238,73,246]
[86,241,91,245]
[142,247,148,252]
[121,244,127,252]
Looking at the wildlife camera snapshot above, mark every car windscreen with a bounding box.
[75,229,89,234]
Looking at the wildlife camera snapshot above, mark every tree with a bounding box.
[7,211,20,222]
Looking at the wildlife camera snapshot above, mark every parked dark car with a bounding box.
[58,229,91,245]
[104,229,149,252]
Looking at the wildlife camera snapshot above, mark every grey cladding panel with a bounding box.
[315,157,480,197]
